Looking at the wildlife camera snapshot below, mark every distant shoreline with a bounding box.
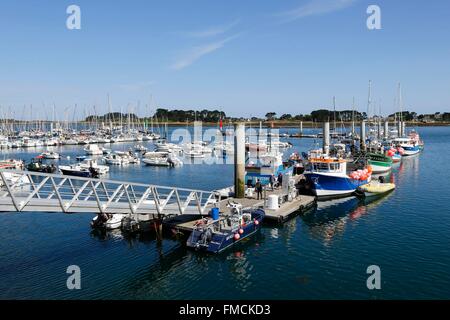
[2,120,449,128]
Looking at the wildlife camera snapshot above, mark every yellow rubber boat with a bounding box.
[358,182,396,198]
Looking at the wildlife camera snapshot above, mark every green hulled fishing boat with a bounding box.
[367,152,393,174]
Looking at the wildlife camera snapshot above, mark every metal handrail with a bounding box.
[0,169,216,216]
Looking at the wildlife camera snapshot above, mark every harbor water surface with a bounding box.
[1,126,449,299]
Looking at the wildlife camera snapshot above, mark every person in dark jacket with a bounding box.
[269,174,275,191]
[255,179,263,200]
[277,173,283,188]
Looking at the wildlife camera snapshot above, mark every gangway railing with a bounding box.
[0,170,217,216]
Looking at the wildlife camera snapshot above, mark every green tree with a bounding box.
[265,112,277,121]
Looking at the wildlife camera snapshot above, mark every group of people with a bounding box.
[247,172,284,200]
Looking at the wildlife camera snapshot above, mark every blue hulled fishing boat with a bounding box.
[186,201,264,253]
[304,157,371,199]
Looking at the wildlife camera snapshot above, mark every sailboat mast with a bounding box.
[367,80,372,123]
[333,96,336,132]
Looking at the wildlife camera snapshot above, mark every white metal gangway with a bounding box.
[0,169,217,216]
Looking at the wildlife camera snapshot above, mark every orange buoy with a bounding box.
[234,233,240,240]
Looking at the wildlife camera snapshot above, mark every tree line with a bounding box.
[83,109,450,123]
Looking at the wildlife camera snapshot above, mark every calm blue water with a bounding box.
[1,126,449,300]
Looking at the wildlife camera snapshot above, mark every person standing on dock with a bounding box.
[277,172,283,189]
[269,174,275,191]
[255,179,263,200]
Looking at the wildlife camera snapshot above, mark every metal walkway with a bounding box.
[0,170,216,216]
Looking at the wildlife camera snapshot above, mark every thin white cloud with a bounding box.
[117,81,155,92]
[170,34,240,71]
[184,19,240,38]
[278,0,358,22]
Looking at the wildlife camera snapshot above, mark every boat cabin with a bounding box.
[308,158,347,174]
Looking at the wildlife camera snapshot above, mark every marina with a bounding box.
[0,116,428,242]
[0,121,449,300]
[2,1,450,304]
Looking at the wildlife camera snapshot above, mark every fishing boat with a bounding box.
[384,146,402,163]
[91,213,127,230]
[304,156,371,199]
[357,181,396,198]
[186,201,265,253]
[366,152,393,173]
[408,130,424,150]
[41,151,61,159]
[392,138,420,156]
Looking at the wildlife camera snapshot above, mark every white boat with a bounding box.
[78,158,109,175]
[41,151,61,159]
[84,144,103,155]
[91,213,127,230]
[142,153,183,167]
[42,138,59,146]
[187,141,213,154]
[155,140,183,153]
[185,149,205,158]
[61,138,78,145]
[115,151,140,164]
[134,144,148,152]
[103,153,129,165]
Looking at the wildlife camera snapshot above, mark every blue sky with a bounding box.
[0,0,449,120]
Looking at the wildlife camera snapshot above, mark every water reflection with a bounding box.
[396,154,420,181]
[302,193,394,245]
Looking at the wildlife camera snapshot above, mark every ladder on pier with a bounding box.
[0,170,216,216]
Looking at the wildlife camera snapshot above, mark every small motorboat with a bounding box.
[103,153,130,165]
[84,144,103,155]
[0,159,25,170]
[186,201,264,253]
[59,164,100,178]
[357,181,396,198]
[78,158,109,175]
[91,213,126,230]
[115,151,140,164]
[41,151,61,159]
[142,152,183,167]
[26,157,57,173]
[185,149,205,158]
